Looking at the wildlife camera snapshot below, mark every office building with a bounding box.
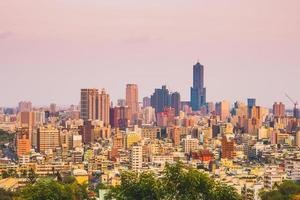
[215,101,231,121]
[18,101,32,112]
[191,62,206,111]
[37,125,60,153]
[142,107,156,125]
[16,127,31,157]
[273,102,285,117]
[171,92,181,116]
[80,88,98,121]
[247,98,256,117]
[80,88,110,126]
[126,84,139,124]
[247,98,256,108]
[110,106,130,129]
[143,97,151,108]
[98,89,110,126]
[150,85,170,113]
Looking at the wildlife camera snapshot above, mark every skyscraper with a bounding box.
[143,97,151,108]
[80,88,110,126]
[171,92,181,116]
[109,106,130,129]
[80,88,98,121]
[273,102,285,117]
[150,85,170,113]
[247,98,256,107]
[18,101,32,112]
[98,89,110,126]
[191,62,206,111]
[215,101,231,121]
[247,98,256,117]
[126,84,139,124]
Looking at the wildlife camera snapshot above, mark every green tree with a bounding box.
[107,171,160,200]
[260,181,300,200]
[19,177,91,200]
[21,178,73,200]
[107,162,241,200]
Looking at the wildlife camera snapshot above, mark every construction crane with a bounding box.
[285,93,298,118]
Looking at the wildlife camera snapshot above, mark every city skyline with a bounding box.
[0,61,298,109]
[0,73,299,109]
[1,0,300,107]
[0,1,299,198]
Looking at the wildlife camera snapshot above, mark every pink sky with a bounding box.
[0,0,299,107]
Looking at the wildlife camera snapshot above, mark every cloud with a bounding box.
[0,31,13,40]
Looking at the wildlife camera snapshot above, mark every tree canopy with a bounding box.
[19,177,90,200]
[106,162,241,200]
[260,181,300,200]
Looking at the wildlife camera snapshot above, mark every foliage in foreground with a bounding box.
[106,162,241,200]
[21,178,89,200]
[260,181,300,200]
[0,176,90,200]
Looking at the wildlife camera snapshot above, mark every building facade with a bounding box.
[191,62,206,111]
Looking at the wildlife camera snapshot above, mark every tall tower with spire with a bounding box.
[190,62,206,111]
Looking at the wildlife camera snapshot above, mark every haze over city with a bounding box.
[1,0,299,107]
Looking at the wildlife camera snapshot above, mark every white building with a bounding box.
[285,158,300,181]
[183,135,199,154]
[130,145,143,172]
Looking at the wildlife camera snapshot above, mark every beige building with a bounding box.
[37,125,60,153]
[141,127,160,140]
[98,89,110,126]
[296,131,300,147]
[80,88,98,121]
[126,84,139,124]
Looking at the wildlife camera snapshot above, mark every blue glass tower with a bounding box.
[191,62,206,111]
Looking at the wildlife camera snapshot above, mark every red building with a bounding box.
[191,150,213,162]
[221,135,236,160]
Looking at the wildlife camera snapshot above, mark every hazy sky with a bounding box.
[1,0,299,108]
